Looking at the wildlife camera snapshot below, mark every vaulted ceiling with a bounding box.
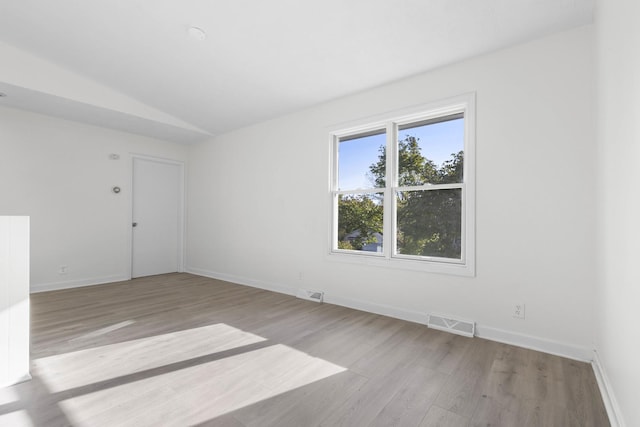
[0,0,594,143]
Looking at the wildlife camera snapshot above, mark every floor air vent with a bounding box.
[296,289,324,303]
[427,314,475,337]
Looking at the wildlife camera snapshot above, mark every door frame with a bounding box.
[128,154,186,279]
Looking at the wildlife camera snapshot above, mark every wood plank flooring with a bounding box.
[0,273,610,427]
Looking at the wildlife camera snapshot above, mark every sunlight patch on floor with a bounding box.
[35,323,266,393]
[0,409,33,427]
[0,387,19,405]
[69,320,136,342]
[57,343,346,427]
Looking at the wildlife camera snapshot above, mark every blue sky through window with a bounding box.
[338,132,385,190]
[338,118,464,190]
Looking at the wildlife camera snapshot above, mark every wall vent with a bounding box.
[427,313,475,337]
[296,289,324,303]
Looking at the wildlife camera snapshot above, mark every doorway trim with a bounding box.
[128,153,186,279]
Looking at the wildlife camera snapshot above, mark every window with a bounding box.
[330,94,475,275]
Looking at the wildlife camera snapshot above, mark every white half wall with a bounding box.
[0,216,30,387]
[594,0,640,425]
[0,106,188,291]
[187,26,597,359]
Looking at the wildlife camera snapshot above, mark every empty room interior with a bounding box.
[1,0,638,426]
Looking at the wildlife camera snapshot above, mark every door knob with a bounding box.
[132,222,138,227]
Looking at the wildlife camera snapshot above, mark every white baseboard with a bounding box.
[185,269,592,362]
[323,294,427,325]
[185,267,297,297]
[592,350,624,427]
[31,275,129,293]
[326,295,591,361]
[474,325,592,362]
[186,268,426,325]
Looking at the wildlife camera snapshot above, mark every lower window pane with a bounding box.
[396,189,461,259]
[337,193,383,253]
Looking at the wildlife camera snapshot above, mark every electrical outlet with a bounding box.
[59,265,68,274]
[513,303,525,319]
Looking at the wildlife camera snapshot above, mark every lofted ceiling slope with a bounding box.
[0,0,594,143]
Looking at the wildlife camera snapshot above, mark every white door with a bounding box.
[132,157,183,278]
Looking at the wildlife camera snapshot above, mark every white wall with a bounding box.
[594,0,640,426]
[0,106,188,291]
[188,26,596,359]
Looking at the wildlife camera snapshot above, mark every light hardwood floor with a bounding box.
[0,273,609,427]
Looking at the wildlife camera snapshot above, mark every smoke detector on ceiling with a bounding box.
[188,26,207,41]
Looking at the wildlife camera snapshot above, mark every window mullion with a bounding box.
[330,135,339,191]
[330,135,338,251]
[384,122,397,259]
[460,184,466,264]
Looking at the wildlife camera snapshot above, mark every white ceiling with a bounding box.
[0,0,594,143]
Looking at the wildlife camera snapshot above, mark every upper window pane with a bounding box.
[398,114,464,186]
[338,130,386,190]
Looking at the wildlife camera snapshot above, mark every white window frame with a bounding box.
[329,93,475,276]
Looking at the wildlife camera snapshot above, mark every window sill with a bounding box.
[326,250,475,277]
